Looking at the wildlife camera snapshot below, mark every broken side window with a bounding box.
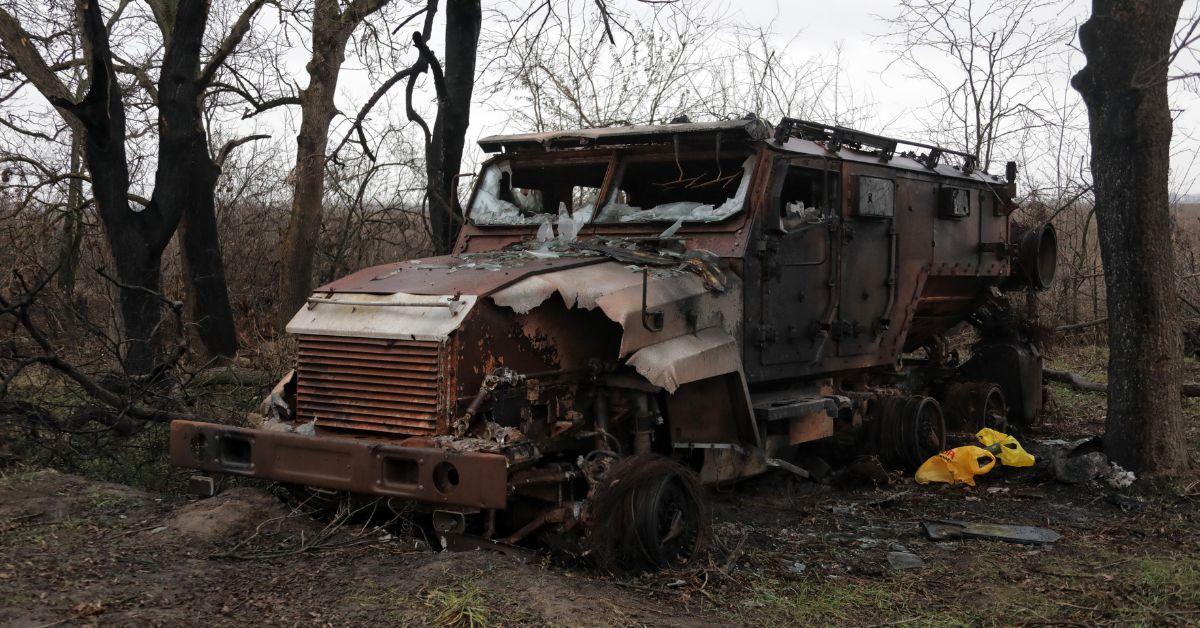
[594,154,755,224]
[469,159,608,226]
[780,165,839,230]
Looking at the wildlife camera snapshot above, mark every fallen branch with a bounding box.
[1044,368,1200,397]
[1044,368,1106,393]
[187,366,276,388]
[1055,318,1107,333]
[0,269,195,423]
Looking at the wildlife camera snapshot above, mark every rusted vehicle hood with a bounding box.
[314,252,608,297]
[294,243,745,393]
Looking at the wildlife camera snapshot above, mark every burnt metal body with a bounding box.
[171,118,1055,560]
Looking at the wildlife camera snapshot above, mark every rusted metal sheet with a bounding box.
[315,254,606,296]
[169,420,508,509]
[788,412,835,445]
[285,293,476,342]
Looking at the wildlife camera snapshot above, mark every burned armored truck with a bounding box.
[171,118,1056,567]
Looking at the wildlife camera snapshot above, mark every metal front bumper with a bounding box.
[169,420,508,509]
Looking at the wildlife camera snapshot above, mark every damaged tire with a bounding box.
[587,454,710,572]
[943,382,1009,433]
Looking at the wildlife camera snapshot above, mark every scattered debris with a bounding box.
[1105,493,1145,511]
[796,455,833,481]
[1105,463,1136,489]
[1054,451,1109,485]
[922,519,1061,545]
[886,551,925,570]
[830,455,891,489]
[1050,443,1137,488]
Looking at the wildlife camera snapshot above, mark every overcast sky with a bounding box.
[450,0,1200,196]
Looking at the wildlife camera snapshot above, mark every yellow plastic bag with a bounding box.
[976,428,1035,467]
[915,446,997,486]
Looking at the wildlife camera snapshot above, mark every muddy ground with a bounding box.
[3,347,1200,627]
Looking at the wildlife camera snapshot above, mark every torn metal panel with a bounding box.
[285,292,477,342]
[490,261,741,357]
[626,327,741,393]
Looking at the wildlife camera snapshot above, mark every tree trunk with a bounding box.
[1071,0,1190,474]
[277,73,337,328]
[152,0,238,360]
[277,0,390,328]
[57,132,85,296]
[69,0,171,375]
[427,0,480,254]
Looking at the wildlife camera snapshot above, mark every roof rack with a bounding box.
[773,118,979,174]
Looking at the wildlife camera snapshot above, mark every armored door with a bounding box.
[836,171,897,357]
[756,158,841,368]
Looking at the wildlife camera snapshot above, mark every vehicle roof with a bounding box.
[776,137,1002,183]
[478,118,1004,184]
[477,118,772,153]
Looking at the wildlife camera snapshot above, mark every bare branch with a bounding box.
[214,133,270,168]
[199,0,269,88]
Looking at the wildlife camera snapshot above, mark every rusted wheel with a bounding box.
[587,454,710,572]
[869,395,945,469]
[902,396,946,469]
[632,470,705,568]
[979,385,1009,432]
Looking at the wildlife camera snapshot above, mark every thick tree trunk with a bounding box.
[0,2,166,374]
[427,0,480,254]
[152,0,238,360]
[277,0,389,327]
[1071,0,1190,474]
[70,0,171,375]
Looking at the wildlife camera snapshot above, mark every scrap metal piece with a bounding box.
[186,474,218,497]
[765,457,811,480]
[921,519,1061,545]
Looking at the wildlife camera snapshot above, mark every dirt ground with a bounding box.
[3,346,1200,627]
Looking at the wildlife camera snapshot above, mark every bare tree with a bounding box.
[880,0,1074,171]
[1071,0,1190,474]
[146,0,267,361]
[484,2,873,135]
[420,0,481,254]
[484,0,727,130]
[273,0,411,327]
[0,0,267,370]
[0,0,162,373]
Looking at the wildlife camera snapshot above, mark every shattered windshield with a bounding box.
[595,154,754,224]
[468,153,755,227]
[468,159,608,226]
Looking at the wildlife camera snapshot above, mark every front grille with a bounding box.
[295,335,443,438]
